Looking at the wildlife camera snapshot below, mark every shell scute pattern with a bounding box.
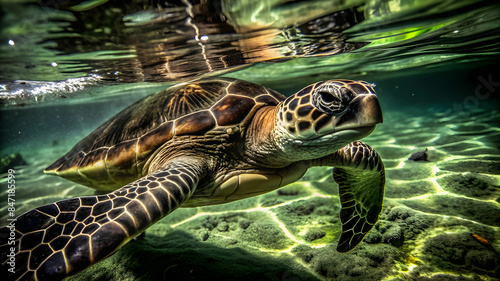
[45,80,226,172]
[46,78,284,189]
[211,95,255,126]
[174,110,216,136]
[137,122,174,158]
[105,140,136,168]
[53,152,84,172]
[225,79,269,98]
[78,148,106,171]
[254,94,280,104]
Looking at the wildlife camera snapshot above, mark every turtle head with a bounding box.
[274,79,383,159]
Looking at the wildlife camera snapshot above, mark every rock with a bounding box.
[408,148,429,161]
[201,217,218,230]
[402,195,500,226]
[241,221,291,249]
[313,206,335,216]
[465,249,498,271]
[291,245,315,263]
[383,226,405,247]
[364,228,382,244]
[238,218,251,229]
[260,199,283,207]
[0,153,28,173]
[304,229,326,242]
[277,188,300,196]
[379,221,405,247]
[360,244,400,265]
[420,232,500,278]
[199,231,209,241]
[438,159,500,174]
[437,174,494,198]
[217,221,229,232]
[283,200,316,216]
[386,207,433,240]
[423,233,471,267]
[309,244,398,279]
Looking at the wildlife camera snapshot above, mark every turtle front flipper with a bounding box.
[316,140,385,252]
[0,159,204,281]
[333,141,385,252]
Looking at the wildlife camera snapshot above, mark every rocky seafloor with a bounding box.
[1,108,499,280]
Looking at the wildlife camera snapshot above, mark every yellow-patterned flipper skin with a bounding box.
[1,160,203,280]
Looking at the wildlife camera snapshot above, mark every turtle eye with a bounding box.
[319,91,340,103]
[312,85,351,116]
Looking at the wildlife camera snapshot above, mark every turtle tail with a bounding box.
[0,160,203,281]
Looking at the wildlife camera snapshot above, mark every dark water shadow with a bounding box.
[68,229,319,281]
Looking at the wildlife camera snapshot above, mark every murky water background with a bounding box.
[1,0,499,280]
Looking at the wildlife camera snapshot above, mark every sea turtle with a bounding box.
[1,77,385,280]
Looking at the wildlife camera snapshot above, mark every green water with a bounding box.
[1,0,500,280]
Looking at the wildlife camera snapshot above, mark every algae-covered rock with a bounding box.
[201,216,218,230]
[304,229,326,242]
[364,227,382,244]
[386,206,434,240]
[0,153,27,173]
[199,230,209,241]
[291,244,315,263]
[379,221,405,247]
[465,249,497,271]
[421,232,500,276]
[437,174,496,199]
[217,221,229,232]
[308,244,399,280]
[402,195,500,226]
[238,218,251,229]
[241,220,292,249]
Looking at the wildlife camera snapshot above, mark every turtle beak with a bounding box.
[354,93,383,124]
[334,93,383,129]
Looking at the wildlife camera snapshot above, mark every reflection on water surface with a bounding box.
[0,0,499,104]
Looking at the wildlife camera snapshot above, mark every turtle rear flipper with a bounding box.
[1,159,204,281]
